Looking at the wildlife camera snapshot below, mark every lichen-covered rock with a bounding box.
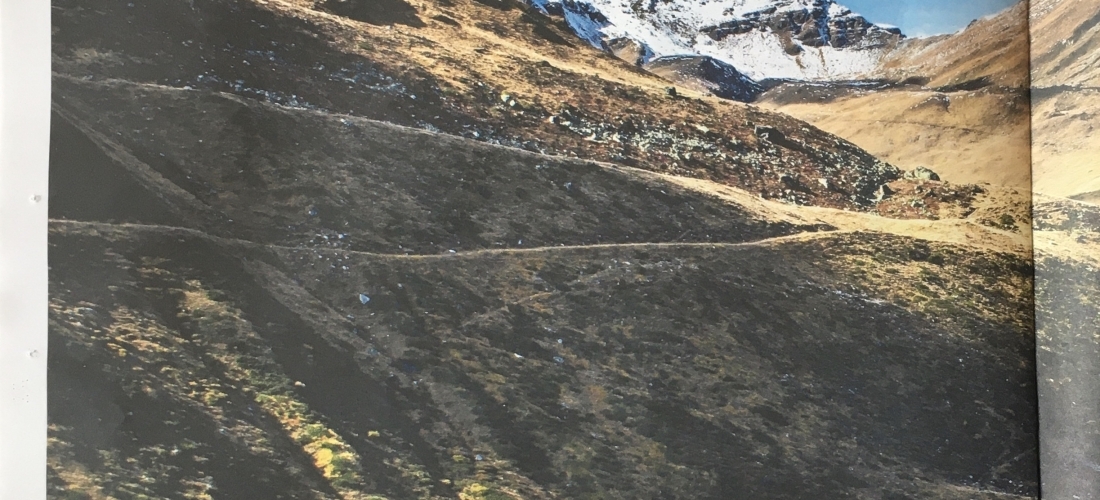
[906,166,942,181]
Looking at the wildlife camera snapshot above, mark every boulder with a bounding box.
[906,166,941,181]
[604,37,651,66]
[873,184,894,201]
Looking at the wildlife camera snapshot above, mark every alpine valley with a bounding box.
[46,0,1041,498]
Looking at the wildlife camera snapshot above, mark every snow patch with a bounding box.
[534,0,903,81]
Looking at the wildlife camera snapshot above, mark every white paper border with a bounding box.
[0,0,50,497]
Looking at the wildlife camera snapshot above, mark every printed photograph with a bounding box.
[46,0,1041,498]
[1029,0,1100,497]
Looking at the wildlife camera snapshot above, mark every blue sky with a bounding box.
[842,0,1021,37]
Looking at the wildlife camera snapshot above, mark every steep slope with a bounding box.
[1030,0,1100,88]
[757,2,1031,190]
[1030,197,1100,499]
[1028,1,1100,497]
[876,1,1030,90]
[534,0,903,81]
[642,55,763,101]
[50,220,1038,500]
[51,0,904,211]
[47,73,1040,499]
[1029,0,1100,200]
[46,0,1040,498]
[52,77,825,254]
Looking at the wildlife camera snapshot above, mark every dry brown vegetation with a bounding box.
[759,88,1031,189]
[46,0,1043,498]
[1029,0,1100,200]
[49,220,1038,499]
[877,2,1031,89]
[758,2,1032,208]
[1027,1,1100,496]
[51,0,899,211]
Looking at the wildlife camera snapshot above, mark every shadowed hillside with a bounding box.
[1034,249,1100,500]
[46,85,1040,497]
[50,77,825,254]
[47,0,1040,498]
[50,221,1037,499]
[1028,3,1100,496]
[1031,197,1100,498]
[51,0,906,211]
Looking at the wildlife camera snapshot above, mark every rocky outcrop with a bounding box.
[527,0,907,82]
[604,37,652,66]
[643,55,763,102]
[701,1,903,50]
[905,166,941,181]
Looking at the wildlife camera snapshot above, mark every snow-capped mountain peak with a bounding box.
[532,0,904,83]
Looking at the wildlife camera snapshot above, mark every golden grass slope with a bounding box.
[1029,0,1100,200]
[876,1,1030,89]
[759,2,1031,193]
[759,88,1031,188]
[1030,89,1100,200]
[1031,0,1100,88]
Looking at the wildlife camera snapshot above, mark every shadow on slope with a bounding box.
[52,77,825,254]
[642,55,763,102]
[49,223,1038,499]
[50,0,903,211]
[48,111,181,227]
[1035,252,1100,499]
